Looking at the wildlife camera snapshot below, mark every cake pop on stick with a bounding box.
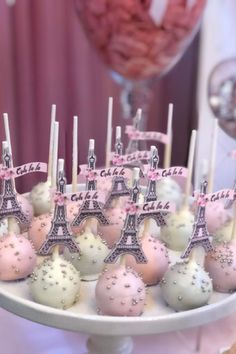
[96,168,147,316]
[205,119,232,234]
[205,198,236,293]
[105,96,113,169]
[160,130,197,251]
[28,121,59,252]
[30,104,56,215]
[126,147,170,285]
[0,141,37,281]
[29,159,81,309]
[161,181,213,311]
[64,139,109,281]
[163,103,173,169]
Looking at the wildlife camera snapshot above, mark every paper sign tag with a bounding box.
[139,200,176,214]
[66,190,105,204]
[229,150,236,159]
[143,165,188,179]
[125,126,169,144]
[110,151,151,165]
[0,162,47,179]
[194,188,235,204]
[79,165,132,180]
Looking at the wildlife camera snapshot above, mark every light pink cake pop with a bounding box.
[205,201,231,234]
[95,264,146,316]
[205,241,236,293]
[0,232,36,280]
[125,234,169,286]
[98,206,126,248]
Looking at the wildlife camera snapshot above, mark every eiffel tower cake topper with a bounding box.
[105,167,147,264]
[38,159,80,256]
[0,142,30,226]
[105,126,130,208]
[181,180,213,259]
[137,146,167,227]
[71,139,109,228]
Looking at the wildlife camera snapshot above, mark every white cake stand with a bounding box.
[1,279,236,354]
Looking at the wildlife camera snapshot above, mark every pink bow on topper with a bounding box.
[196,193,207,207]
[147,168,160,181]
[0,166,14,180]
[54,192,67,206]
[125,201,139,214]
[85,168,97,181]
[112,154,125,166]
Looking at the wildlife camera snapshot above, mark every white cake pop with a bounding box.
[29,251,80,309]
[64,226,109,281]
[156,177,183,210]
[95,264,146,316]
[160,208,194,251]
[161,258,212,311]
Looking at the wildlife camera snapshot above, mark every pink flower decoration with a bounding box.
[147,168,159,181]
[54,192,67,206]
[125,201,138,214]
[197,193,207,207]
[85,168,97,181]
[0,166,14,180]
[112,154,124,166]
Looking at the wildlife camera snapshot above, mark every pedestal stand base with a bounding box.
[87,335,133,354]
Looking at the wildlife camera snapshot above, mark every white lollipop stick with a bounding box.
[47,104,56,183]
[183,129,197,209]
[133,167,140,182]
[3,113,13,166]
[207,119,219,193]
[51,122,59,190]
[72,116,78,193]
[58,158,64,174]
[116,126,121,140]
[105,97,113,168]
[164,103,173,169]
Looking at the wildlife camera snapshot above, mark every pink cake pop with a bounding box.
[96,264,146,316]
[0,232,36,281]
[125,233,169,285]
[96,168,147,316]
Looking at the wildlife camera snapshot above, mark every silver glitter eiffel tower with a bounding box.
[137,146,166,227]
[0,146,29,225]
[38,167,80,255]
[105,172,147,264]
[181,181,213,259]
[71,141,109,228]
[105,127,130,208]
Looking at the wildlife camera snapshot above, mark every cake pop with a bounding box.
[65,139,110,280]
[160,130,197,251]
[0,231,36,281]
[29,250,80,309]
[30,159,81,309]
[30,105,56,215]
[161,181,213,311]
[205,199,236,293]
[95,168,147,316]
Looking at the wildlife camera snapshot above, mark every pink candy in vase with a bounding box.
[76,0,206,80]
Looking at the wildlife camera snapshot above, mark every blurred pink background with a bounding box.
[0,0,199,192]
